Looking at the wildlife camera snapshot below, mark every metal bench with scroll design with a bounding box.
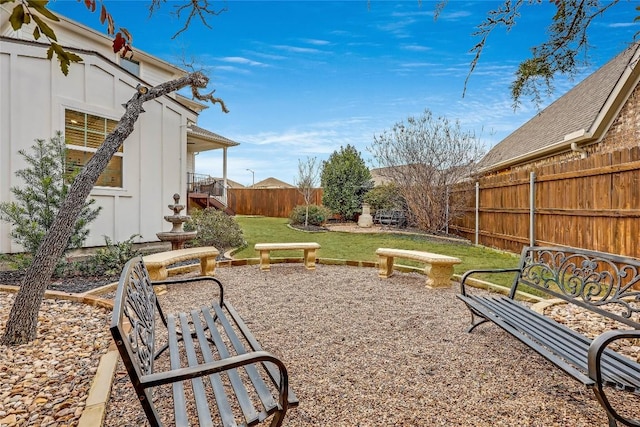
[458,245,640,427]
[110,256,298,427]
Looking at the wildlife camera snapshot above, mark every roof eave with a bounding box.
[477,130,596,174]
[587,44,640,138]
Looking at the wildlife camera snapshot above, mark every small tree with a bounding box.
[369,109,485,233]
[294,157,321,228]
[321,145,373,221]
[0,132,101,263]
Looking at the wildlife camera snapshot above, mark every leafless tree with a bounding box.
[294,157,321,228]
[369,109,485,232]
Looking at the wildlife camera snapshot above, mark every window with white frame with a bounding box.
[64,109,122,188]
[120,57,140,76]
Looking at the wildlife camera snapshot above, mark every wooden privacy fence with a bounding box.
[228,188,324,218]
[449,147,640,259]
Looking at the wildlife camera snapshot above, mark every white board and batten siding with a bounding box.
[0,36,196,253]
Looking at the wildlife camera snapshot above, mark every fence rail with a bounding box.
[449,147,640,259]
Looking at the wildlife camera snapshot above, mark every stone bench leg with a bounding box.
[259,250,271,271]
[377,255,394,278]
[148,266,168,281]
[425,264,454,288]
[200,256,216,276]
[303,249,317,270]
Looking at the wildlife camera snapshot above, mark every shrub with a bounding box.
[80,234,142,276]
[289,204,332,227]
[364,183,406,212]
[184,208,245,251]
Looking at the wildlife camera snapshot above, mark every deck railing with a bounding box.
[187,172,228,205]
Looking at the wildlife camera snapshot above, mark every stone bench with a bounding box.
[254,242,321,271]
[375,248,461,288]
[142,246,219,280]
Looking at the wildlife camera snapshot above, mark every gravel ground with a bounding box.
[104,264,638,427]
[0,294,112,426]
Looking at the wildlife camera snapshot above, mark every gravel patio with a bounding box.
[102,263,636,426]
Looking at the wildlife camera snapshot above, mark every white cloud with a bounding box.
[218,56,266,67]
[273,45,323,54]
[302,38,331,46]
[402,44,432,52]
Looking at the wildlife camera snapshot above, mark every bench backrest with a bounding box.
[512,246,640,329]
[110,257,161,420]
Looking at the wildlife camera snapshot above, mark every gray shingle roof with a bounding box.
[479,43,639,172]
[187,124,239,146]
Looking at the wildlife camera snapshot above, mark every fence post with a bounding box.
[445,186,449,235]
[530,171,536,246]
[475,181,479,245]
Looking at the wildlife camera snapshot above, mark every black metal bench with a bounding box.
[110,257,298,427]
[373,209,407,227]
[458,245,640,427]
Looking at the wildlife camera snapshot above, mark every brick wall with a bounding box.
[595,83,640,152]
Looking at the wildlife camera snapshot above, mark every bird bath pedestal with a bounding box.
[156,194,197,250]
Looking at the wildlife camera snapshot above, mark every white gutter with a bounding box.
[477,129,594,174]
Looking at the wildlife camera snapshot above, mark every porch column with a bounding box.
[223,147,228,201]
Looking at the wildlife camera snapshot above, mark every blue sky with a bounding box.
[50,1,639,187]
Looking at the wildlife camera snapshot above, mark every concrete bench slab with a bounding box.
[375,248,461,288]
[143,246,219,280]
[254,242,321,271]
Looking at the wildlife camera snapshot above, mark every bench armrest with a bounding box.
[588,329,640,384]
[459,268,521,296]
[141,350,290,410]
[587,329,640,426]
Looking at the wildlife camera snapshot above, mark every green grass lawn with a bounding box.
[233,216,521,288]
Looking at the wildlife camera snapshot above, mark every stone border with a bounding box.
[1,256,543,427]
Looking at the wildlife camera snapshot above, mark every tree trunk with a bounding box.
[1,72,214,345]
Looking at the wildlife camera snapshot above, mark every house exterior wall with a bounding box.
[0,38,195,253]
[594,83,640,152]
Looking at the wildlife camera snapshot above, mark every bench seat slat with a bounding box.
[225,302,299,407]
[179,312,215,426]
[190,310,237,427]
[208,304,279,417]
[462,295,640,391]
[167,314,189,427]
[476,297,591,369]
[459,294,595,385]
[201,307,263,425]
[475,296,640,389]
[477,297,640,389]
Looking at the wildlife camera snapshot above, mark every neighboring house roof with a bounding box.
[252,177,295,188]
[213,177,245,188]
[479,42,640,173]
[187,124,240,152]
